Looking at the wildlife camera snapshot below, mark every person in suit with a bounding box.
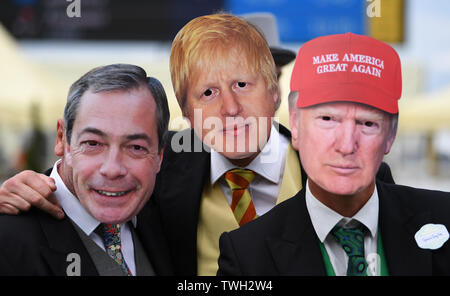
[0,14,394,276]
[217,33,450,276]
[0,64,173,276]
[157,13,306,275]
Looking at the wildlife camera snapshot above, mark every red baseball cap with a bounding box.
[290,33,402,114]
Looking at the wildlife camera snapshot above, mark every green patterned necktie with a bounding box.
[331,225,368,276]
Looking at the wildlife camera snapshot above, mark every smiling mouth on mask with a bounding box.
[93,189,133,197]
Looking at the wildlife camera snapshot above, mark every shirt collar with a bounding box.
[50,160,137,237]
[210,123,286,184]
[305,179,379,243]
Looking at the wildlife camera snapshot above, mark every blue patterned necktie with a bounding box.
[331,225,368,276]
[98,223,132,276]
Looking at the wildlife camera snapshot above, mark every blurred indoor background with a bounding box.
[0,0,449,191]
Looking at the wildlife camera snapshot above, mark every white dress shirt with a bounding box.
[210,124,290,216]
[305,179,380,276]
[50,160,137,275]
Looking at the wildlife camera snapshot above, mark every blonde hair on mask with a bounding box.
[169,13,279,113]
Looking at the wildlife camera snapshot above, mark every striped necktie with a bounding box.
[98,223,132,276]
[224,169,258,226]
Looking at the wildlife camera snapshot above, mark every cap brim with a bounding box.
[296,83,399,114]
[270,47,296,66]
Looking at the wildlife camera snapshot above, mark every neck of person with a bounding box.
[227,151,260,167]
[308,179,376,217]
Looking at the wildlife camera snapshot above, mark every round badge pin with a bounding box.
[414,224,449,250]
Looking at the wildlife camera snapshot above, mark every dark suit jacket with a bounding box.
[217,181,450,275]
[148,125,394,275]
[0,169,174,276]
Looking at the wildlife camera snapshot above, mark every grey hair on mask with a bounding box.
[64,63,170,151]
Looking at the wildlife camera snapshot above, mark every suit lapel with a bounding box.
[137,204,175,275]
[158,129,210,275]
[266,190,326,275]
[377,181,432,275]
[37,210,98,276]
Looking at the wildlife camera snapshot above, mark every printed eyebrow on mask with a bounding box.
[78,128,153,146]
[125,133,153,146]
